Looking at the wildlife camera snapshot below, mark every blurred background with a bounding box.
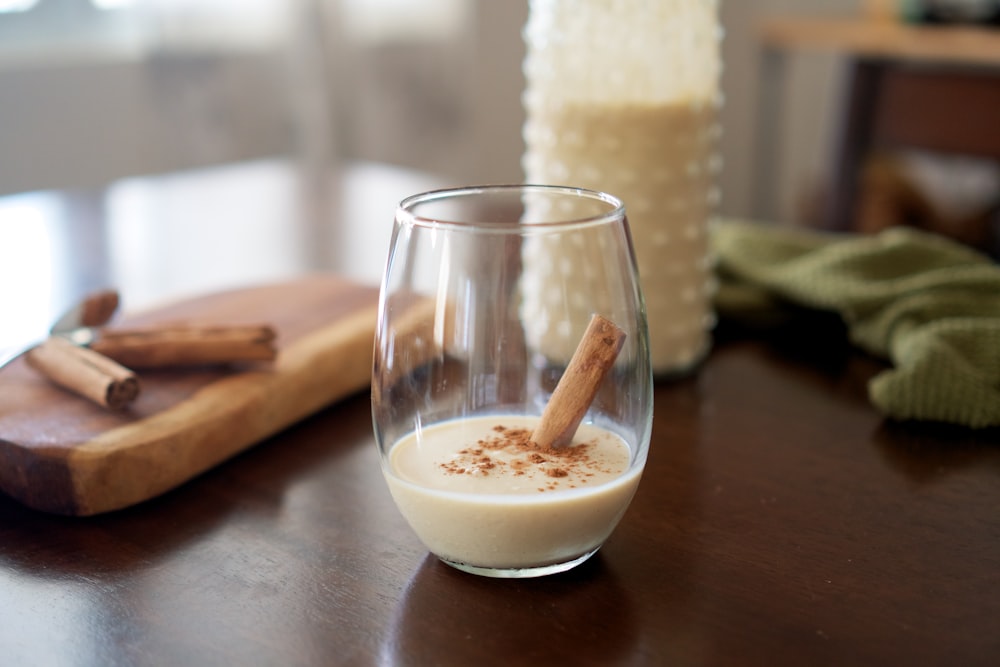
[0,0,998,248]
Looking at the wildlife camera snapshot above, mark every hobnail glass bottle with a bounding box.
[521,0,723,376]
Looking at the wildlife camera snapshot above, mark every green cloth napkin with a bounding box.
[710,220,1000,429]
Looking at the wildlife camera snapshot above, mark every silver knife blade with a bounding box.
[51,290,119,347]
[0,290,120,370]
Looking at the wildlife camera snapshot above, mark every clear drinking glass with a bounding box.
[372,185,653,578]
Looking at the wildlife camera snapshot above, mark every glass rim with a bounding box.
[396,183,626,233]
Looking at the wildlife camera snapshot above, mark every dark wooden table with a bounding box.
[1,161,998,666]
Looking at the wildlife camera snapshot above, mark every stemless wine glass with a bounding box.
[372,184,653,578]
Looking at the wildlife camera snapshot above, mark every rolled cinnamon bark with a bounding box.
[531,314,626,449]
[80,290,120,328]
[26,336,139,410]
[90,324,278,368]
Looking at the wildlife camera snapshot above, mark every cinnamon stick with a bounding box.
[89,324,278,368]
[531,314,626,449]
[26,336,139,410]
[80,290,120,327]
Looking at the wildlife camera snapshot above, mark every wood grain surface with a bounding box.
[0,274,379,516]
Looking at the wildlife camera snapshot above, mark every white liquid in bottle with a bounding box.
[521,0,723,374]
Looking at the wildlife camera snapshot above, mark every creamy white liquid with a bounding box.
[384,415,643,570]
[522,99,719,374]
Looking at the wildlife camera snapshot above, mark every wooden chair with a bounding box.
[829,59,1000,240]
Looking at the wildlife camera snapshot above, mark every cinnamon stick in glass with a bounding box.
[531,314,626,449]
[27,336,139,410]
[90,324,277,368]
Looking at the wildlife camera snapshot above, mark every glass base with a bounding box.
[438,548,600,579]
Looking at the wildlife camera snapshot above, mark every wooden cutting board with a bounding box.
[0,274,380,516]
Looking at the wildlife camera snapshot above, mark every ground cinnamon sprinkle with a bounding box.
[438,424,618,492]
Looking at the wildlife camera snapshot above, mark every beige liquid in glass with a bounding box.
[384,415,643,571]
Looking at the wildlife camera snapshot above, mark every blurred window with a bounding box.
[339,0,468,43]
[0,1,39,13]
[0,0,289,60]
